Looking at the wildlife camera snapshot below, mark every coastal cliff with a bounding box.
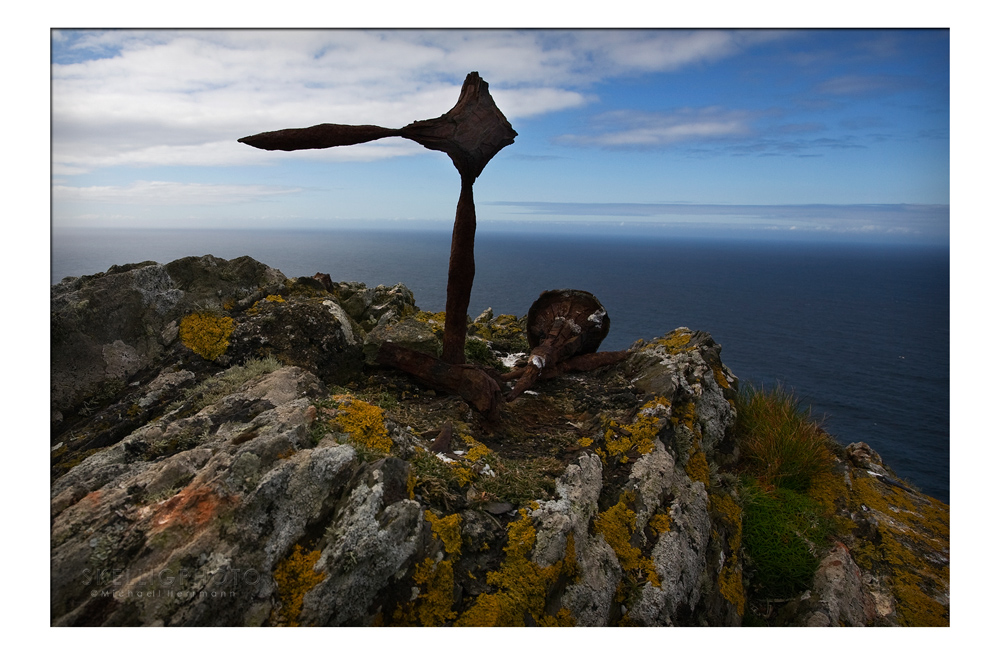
[50,255,949,626]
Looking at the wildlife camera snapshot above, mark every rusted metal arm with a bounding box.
[376,342,503,420]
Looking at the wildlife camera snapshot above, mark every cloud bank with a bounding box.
[51,29,786,174]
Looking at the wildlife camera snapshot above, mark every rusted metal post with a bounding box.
[444,179,477,365]
[238,72,515,414]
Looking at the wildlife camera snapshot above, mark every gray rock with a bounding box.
[51,255,287,416]
[363,316,442,365]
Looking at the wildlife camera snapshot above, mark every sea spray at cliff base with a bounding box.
[51,226,949,502]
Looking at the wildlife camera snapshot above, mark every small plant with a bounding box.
[740,479,831,599]
[464,336,505,372]
[733,384,835,493]
[176,355,282,412]
[732,384,838,603]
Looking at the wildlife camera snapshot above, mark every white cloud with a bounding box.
[51,29,782,173]
[52,181,301,205]
[557,108,754,147]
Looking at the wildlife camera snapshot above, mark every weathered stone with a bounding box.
[363,316,442,365]
[51,255,286,417]
[49,263,948,627]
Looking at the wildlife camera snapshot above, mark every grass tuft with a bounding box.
[732,384,838,604]
[733,383,835,493]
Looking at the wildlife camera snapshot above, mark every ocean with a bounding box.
[51,227,950,503]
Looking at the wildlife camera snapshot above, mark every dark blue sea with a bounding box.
[51,227,950,503]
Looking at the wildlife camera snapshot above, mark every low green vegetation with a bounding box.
[175,355,282,412]
[732,384,836,603]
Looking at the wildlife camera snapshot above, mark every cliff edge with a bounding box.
[50,255,949,626]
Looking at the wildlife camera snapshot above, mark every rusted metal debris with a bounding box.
[503,289,630,401]
[239,72,515,418]
[239,71,515,367]
[376,342,503,419]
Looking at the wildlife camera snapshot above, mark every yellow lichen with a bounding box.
[247,293,286,315]
[710,493,745,615]
[643,329,694,354]
[179,311,234,361]
[593,492,661,588]
[850,474,949,626]
[406,468,416,501]
[334,398,393,455]
[686,448,711,487]
[411,558,458,626]
[648,511,672,534]
[413,310,447,336]
[272,544,325,626]
[464,440,492,462]
[718,560,745,616]
[453,466,476,487]
[601,397,668,463]
[425,511,463,556]
[455,509,577,627]
[712,365,731,390]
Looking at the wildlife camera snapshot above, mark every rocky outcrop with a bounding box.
[49,257,949,626]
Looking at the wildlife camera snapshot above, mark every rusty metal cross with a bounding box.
[239,71,517,369]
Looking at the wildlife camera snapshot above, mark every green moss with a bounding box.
[272,545,325,626]
[179,311,234,361]
[740,480,829,600]
[464,336,505,371]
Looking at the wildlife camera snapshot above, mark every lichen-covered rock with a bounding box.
[50,261,949,627]
[227,296,365,384]
[51,255,286,418]
[329,281,417,332]
[363,316,442,365]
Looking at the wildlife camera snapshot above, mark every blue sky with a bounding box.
[50,28,949,242]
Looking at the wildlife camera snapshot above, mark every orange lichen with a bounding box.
[710,493,745,615]
[395,558,458,627]
[648,511,672,535]
[147,485,235,535]
[849,474,949,626]
[179,312,234,361]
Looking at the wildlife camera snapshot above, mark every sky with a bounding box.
[50,28,951,243]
